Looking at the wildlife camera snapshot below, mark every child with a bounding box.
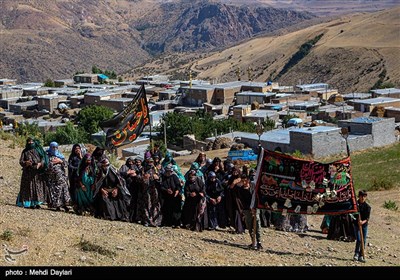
[353,190,371,262]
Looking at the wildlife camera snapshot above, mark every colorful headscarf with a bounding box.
[47,142,65,159]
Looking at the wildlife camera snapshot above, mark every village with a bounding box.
[0,73,399,159]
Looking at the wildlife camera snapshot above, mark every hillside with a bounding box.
[0,138,399,267]
[189,6,400,93]
[0,0,314,83]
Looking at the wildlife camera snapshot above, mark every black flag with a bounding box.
[101,84,150,149]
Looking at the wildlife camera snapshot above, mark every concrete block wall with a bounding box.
[290,131,313,155]
[312,129,347,158]
[348,135,373,152]
[371,117,396,147]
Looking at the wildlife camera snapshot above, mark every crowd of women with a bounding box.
[17,138,309,235]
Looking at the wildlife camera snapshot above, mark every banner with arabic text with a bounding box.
[101,84,149,149]
[255,149,357,215]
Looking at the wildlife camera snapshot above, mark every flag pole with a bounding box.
[341,127,364,259]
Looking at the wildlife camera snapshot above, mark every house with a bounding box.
[0,79,17,86]
[235,91,276,105]
[295,83,329,93]
[54,79,74,87]
[352,97,400,112]
[37,94,66,113]
[213,81,242,105]
[180,85,215,107]
[9,100,38,114]
[73,74,99,84]
[240,81,272,93]
[371,88,400,99]
[23,87,51,97]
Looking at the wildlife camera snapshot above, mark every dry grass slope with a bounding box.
[0,139,399,267]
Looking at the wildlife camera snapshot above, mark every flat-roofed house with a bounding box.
[213,81,242,105]
[232,104,252,122]
[181,85,215,107]
[54,79,74,87]
[0,97,19,110]
[371,88,400,99]
[23,87,51,97]
[236,91,276,105]
[296,83,329,93]
[37,94,66,113]
[353,97,400,112]
[100,98,133,112]
[84,91,123,105]
[242,109,280,124]
[384,107,400,122]
[0,88,23,99]
[73,74,99,84]
[240,81,272,93]
[9,100,38,114]
[0,79,17,86]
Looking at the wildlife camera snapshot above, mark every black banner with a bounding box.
[101,84,149,149]
[255,149,357,215]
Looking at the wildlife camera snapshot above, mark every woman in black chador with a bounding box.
[182,170,208,231]
[68,144,85,205]
[160,165,183,227]
[93,158,131,221]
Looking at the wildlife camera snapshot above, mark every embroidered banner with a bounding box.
[255,149,357,215]
[101,84,149,149]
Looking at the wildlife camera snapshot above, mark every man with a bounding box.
[353,190,371,263]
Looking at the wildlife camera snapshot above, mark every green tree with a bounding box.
[44,122,88,145]
[44,79,55,87]
[76,105,114,135]
[92,65,101,74]
[15,121,42,141]
[262,117,276,131]
[159,112,258,146]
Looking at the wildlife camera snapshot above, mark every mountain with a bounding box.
[222,0,400,16]
[0,0,314,83]
[133,1,315,54]
[189,6,400,93]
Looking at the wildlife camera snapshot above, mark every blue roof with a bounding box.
[98,74,109,79]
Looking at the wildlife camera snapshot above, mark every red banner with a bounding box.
[255,149,357,215]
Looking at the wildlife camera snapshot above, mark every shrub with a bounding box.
[1,230,13,241]
[78,235,116,258]
[383,200,398,211]
[370,178,395,191]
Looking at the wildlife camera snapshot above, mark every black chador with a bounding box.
[93,160,131,221]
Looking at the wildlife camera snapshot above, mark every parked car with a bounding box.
[227,148,258,161]
[287,118,303,127]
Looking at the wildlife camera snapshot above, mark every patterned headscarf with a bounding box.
[25,136,49,171]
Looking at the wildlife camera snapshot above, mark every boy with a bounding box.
[353,190,371,263]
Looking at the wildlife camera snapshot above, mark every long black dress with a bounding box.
[93,165,131,221]
[182,176,208,231]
